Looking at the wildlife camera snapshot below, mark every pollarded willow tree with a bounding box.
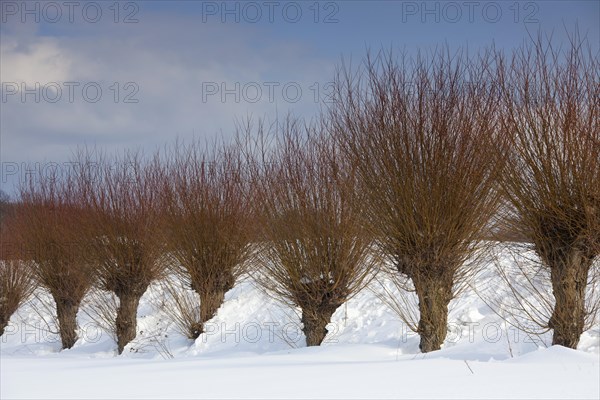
[75,149,166,354]
[249,118,376,346]
[13,168,94,349]
[330,50,506,352]
[159,140,253,339]
[495,35,600,349]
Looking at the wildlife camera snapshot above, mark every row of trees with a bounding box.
[0,36,598,353]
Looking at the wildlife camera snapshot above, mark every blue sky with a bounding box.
[1,1,599,196]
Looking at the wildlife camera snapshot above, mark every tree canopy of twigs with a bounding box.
[494,33,600,349]
[248,117,376,346]
[159,140,252,339]
[329,49,506,352]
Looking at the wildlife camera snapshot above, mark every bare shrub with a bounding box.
[13,169,93,349]
[330,50,505,352]
[81,288,118,342]
[248,118,376,346]
[75,149,166,354]
[159,140,252,339]
[151,275,202,341]
[494,34,600,348]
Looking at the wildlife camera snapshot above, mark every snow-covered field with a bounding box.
[1,258,599,399]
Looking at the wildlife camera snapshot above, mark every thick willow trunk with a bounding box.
[413,276,453,353]
[116,293,142,354]
[301,302,342,347]
[198,289,227,336]
[55,298,81,350]
[547,249,592,349]
[193,270,236,338]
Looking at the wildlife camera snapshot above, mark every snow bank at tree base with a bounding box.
[1,270,599,399]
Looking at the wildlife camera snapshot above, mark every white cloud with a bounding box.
[0,14,335,173]
[1,36,73,83]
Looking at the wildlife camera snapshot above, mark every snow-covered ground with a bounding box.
[1,256,599,399]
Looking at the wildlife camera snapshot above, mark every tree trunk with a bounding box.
[116,293,141,354]
[55,298,80,349]
[191,269,236,338]
[547,250,591,349]
[1,306,17,337]
[413,276,453,353]
[198,289,226,335]
[301,304,341,347]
